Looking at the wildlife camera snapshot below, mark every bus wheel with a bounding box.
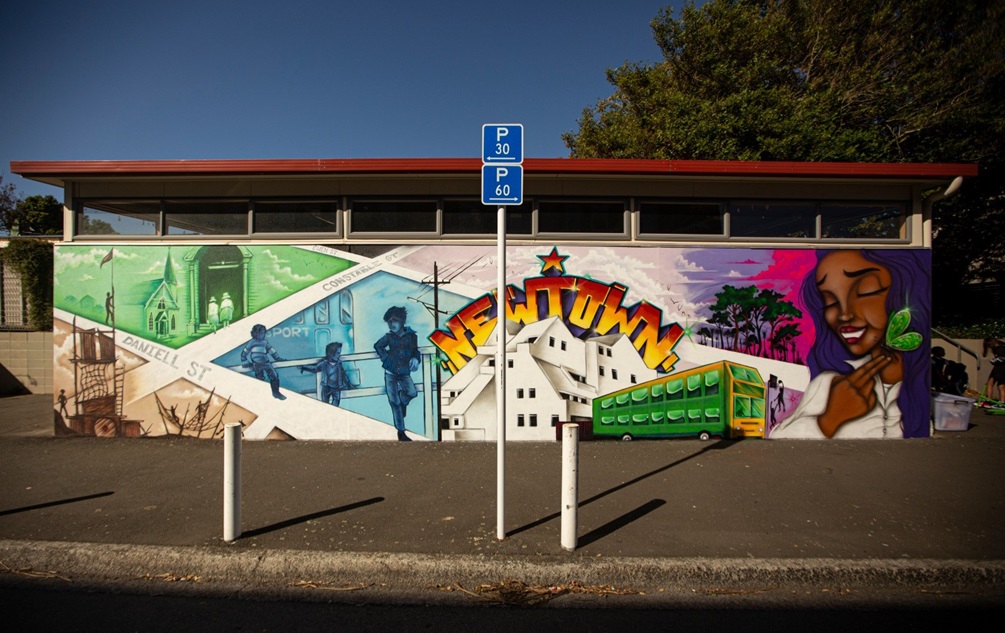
[698,431,711,441]
[621,433,633,441]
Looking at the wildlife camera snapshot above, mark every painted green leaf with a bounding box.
[887,332,923,352]
[886,308,911,343]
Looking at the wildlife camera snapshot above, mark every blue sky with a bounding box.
[1,0,687,199]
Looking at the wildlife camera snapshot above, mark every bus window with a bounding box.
[752,398,765,418]
[705,407,720,424]
[617,414,630,425]
[600,396,615,410]
[688,409,703,423]
[632,387,649,403]
[651,411,665,423]
[668,410,685,423]
[734,381,763,397]
[651,382,664,400]
[704,370,720,396]
[667,379,684,400]
[633,413,649,425]
[734,396,751,418]
[600,415,615,426]
[687,374,702,397]
[616,393,630,405]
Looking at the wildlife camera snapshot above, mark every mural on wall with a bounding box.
[52,244,930,441]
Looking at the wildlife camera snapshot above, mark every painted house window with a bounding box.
[551,415,559,427]
[529,414,538,427]
[549,336,555,347]
[508,359,514,368]
[560,341,567,351]
[612,369,619,380]
[517,414,525,427]
[517,388,524,398]
[599,366,605,377]
[529,388,536,398]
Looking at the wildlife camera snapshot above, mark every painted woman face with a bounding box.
[815,251,892,357]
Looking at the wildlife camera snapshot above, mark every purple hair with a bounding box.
[800,249,931,438]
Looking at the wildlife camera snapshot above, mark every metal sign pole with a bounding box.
[496,204,507,541]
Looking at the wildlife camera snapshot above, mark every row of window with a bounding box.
[516,414,562,427]
[75,197,907,241]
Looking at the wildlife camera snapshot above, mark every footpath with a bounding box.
[1,393,1004,609]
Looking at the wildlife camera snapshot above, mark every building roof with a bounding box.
[9,157,978,189]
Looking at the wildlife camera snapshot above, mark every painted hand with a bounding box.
[817,354,893,438]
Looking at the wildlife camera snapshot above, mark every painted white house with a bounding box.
[440,317,657,441]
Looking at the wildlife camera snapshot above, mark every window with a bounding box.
[507,359,514,368]
[254,200,340,234]
[529,414,538,427]
[517,388,524,399]
[442,199,532,235]
[705,370,720,396]
[631,374,637,384]
[687,373,702,397]
[729,203,816,238]
[612,369,619,380]
[165,200,249,235]
[77,201,159,236]
[350,200,437,233]
[529,388,536,398]
[537,200,627,235]
[599,366,605,377]
[517,414,525,427]
[821,204,904,239]
[560,341,567,351]
[551,415,559,427]
[549,336,555,347]
[639,201,724,236]
[607,349,612,357]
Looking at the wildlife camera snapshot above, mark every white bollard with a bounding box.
[223,422,242,543]
[561,423,579,552]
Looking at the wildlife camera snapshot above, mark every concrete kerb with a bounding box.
[1,539,1003,607]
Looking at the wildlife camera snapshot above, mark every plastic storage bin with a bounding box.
[932,393,975,431]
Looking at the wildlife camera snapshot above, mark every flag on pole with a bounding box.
[100,249,114,267]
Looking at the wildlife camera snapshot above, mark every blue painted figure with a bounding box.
[373,306,420,441]
[300,342,353,407]
[241,324,287,400]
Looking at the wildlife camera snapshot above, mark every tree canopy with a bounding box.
[564,0,1004,325]
[0,176,63,236]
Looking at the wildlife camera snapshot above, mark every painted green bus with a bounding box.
[592,361,766,441]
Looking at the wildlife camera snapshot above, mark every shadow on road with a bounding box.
[0,491,115,517]
[241,496,385,538]
[577,498,666,548]
[508,439,734,538]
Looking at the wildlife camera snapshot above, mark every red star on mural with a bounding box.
[537,247,570,276]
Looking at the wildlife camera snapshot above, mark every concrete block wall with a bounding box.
[0,331,53,395]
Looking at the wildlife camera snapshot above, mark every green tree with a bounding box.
[564,0,1004,325]
[10,195,63,235]
[0,239,54,330]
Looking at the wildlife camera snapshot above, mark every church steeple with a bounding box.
[163,249,177,285]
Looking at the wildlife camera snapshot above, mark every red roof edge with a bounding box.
[9,157,978,179]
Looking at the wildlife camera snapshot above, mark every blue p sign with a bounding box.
[482,165,523,205]
[482,124,524,164]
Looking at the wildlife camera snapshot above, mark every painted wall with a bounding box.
[51,244,931,441]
